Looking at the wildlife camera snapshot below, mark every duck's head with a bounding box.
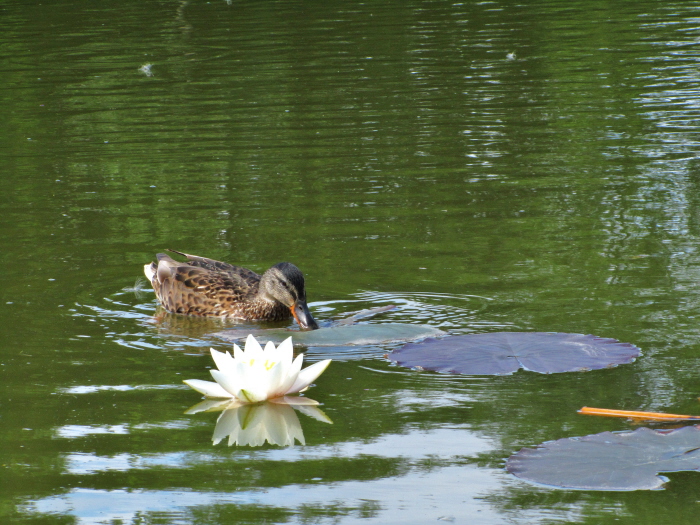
[260,262,319,330]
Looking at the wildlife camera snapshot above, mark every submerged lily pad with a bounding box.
[213,323,445,347]
[507,426,700,491]
[388,332,640,375]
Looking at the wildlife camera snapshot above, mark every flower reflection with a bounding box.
[186,396,332,447]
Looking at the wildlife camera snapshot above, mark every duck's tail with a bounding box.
[143,262,156,283]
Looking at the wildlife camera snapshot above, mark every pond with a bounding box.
[3,0,700,523]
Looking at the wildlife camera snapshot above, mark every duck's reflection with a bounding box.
[186,396,332,447]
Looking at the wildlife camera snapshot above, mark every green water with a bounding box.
[3,0,700,523]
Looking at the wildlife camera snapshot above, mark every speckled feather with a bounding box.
[145,251,292,320]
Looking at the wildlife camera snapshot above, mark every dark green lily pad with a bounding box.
[213,323,446,347]
[388,332,640,375]
[507,426,700,491]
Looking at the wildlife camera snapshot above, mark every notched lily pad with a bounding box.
[507,426,700,491]
[387,332,640,375]
[213,323,446,347]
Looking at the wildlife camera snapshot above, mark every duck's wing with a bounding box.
[149,255,261,317]
[165,250,260,281]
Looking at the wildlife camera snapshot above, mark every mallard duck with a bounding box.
[143,250,319,330]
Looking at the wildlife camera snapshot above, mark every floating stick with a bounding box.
[579,406,700,422]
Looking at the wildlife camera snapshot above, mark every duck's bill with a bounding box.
[292,301,319,330]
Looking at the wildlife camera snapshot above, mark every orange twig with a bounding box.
[579,406,700,422]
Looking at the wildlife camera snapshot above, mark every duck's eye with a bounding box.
[278,279,297,300]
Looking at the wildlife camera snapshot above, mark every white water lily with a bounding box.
[184,334,332,403]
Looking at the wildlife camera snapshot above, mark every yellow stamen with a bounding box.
[246,358,278,370]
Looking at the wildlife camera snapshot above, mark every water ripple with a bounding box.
[72,288,514,360]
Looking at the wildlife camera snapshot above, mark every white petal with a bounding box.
[238,389,264,403]
[262,348,296,398]
[229,360,254,402]
[271,353,304,397]
[288,359,332,394]
[236,361,273,402]
[183,379,233,399]
[244,334,264,357]
[270,395,319,406]
[210,348,236,373]
[266,337,293,368]
[210,369,242,398]
[232,343,245,360]
[277,336,294,355]
[263,360,287,398]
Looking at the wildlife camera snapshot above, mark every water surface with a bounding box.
[3,0,700,523]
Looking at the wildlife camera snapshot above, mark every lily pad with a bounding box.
[387,332,640,375]
[506,426,700,491]
[213,323,446,347]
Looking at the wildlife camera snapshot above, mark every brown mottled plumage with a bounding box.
[143,250,319,330]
